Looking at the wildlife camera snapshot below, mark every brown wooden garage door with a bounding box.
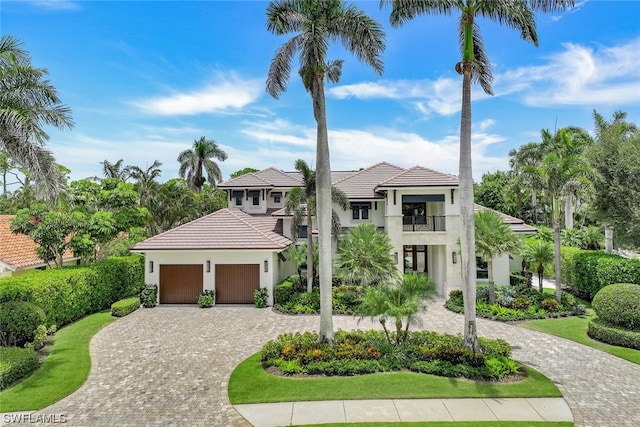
[215,264,260,304]
[159,264,203,304]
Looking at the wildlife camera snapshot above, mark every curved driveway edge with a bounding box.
[11,301,640,426]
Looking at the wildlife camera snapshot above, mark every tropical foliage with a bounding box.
[177,136,228,191]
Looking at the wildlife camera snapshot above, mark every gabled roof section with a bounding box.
[218,172,273,189]
[474,204,538,234]
[219,167,302,189]
[333,162,406,199]
[130,209,292,251]
[0,215,76,271]
[377,166,459,188]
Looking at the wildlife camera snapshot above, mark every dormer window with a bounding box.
[272,192,282,204]
[249,190,260,206]
[351,202,371,220]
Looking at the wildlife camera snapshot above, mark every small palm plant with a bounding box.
[357,273,436,345]
[521,240,554,293]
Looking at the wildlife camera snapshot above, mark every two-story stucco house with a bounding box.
[131,162,535,305]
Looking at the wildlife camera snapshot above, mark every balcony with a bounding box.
[402,215,446,232]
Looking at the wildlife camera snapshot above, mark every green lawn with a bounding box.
[228,353,561,404]
[520,307,640,365]
[0,311,117,412]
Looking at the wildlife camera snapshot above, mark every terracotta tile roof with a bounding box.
[0,215,76,271]
[218,173,273,188]
[130,209,292,251]
[474,204,538,234]
[377,166,459,188]
[219,167,303,189]
[332,162,406,199]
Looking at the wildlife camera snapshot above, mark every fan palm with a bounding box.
[266,0,385,344]
[383,0,574,352]
[0,35,73,202]
[475,209,522,303]
[177,136,228,192]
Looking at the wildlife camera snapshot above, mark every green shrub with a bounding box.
[0,301,46,346]
[254,288,269,308]
[509,272,527,288]
[197,290,215,308]
[140,285,158,308]
[588,318,640,350]
[0,255,144,327]
[111,297,140,317]
[483,356,520,380]
[560,246,582,288]
[274,279,294,305]
[592,284,640,330]
[0,346,40,390]
[569,251,640,300]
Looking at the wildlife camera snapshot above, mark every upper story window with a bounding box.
[299,225,308,238]
[272,192,282,204]
[233,191,243,206]
[351,202,371,220]
[249,190,260,206]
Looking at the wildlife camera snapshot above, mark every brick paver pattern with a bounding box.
[23,300,640,426]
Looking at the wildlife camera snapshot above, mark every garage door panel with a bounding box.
[215,264,259,304]
[160,264,203,304]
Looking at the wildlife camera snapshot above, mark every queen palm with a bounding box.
[521,239,554,293]
[286,158,349,292]
[475,209,521,304]
[0,35,73,202]
[100,159,130,181]
[178,136,228,192]
[266,0,385,344]
[384,0,573,352]
[128,160,162,208]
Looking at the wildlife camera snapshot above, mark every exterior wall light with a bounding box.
[452,252,457,264]
[264,260,268,273]
[206,260,211,273]
[149,261,154,273]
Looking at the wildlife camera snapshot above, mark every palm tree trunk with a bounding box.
[487,259,495,304]
[313,75,334,345]
[306,208,314,293]
[553,197,562,302]
[459,60,481,353]
[565,194,574,229]
[605,225,614,254]
[538,266,544,293]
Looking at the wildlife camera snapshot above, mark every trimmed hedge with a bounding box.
[588,318,640,350]
[559,248,640,300]
[592,284,640,330]
[0,301,46,346]
[0,255,144,328]
[0,347,40,390]
[111,297,141,317]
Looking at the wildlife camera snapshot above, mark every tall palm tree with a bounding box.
[0,35,73,203]
[521,239,554,293]
[509,142,546,224]
[286,158,349,292]
[128,160,162,208]
[100,159,130,181]
[475,209,522,304]
[383,0,573,352]
[266,0,385,344]
[536,127,592,302]
[177,136,228,192]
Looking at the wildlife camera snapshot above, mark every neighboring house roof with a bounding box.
[219,167,303,189]
[333,162,406,199]
[377,166,459,188]
[0,215,76,271]
[474,204,538,234]
[130,208,292,251]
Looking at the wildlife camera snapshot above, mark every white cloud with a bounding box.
[132,74,263,116]
[497,37,640,106]
[26,0,79,11]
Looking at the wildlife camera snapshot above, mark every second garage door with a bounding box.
[215,264,260,304]
[159,264,203,304]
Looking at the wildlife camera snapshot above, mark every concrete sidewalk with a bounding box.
[235,397,573,426]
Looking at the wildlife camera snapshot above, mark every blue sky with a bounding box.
[2,0,639,184]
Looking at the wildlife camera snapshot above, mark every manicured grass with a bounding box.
[228,353,561,404]
[296,423,572,427]
[520,307,640,365]
[0,311,116,412]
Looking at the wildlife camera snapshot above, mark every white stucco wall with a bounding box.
[140,249,294,306]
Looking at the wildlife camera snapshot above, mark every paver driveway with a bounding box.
[23,300,640,426]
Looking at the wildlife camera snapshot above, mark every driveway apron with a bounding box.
[18,301,640,426]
